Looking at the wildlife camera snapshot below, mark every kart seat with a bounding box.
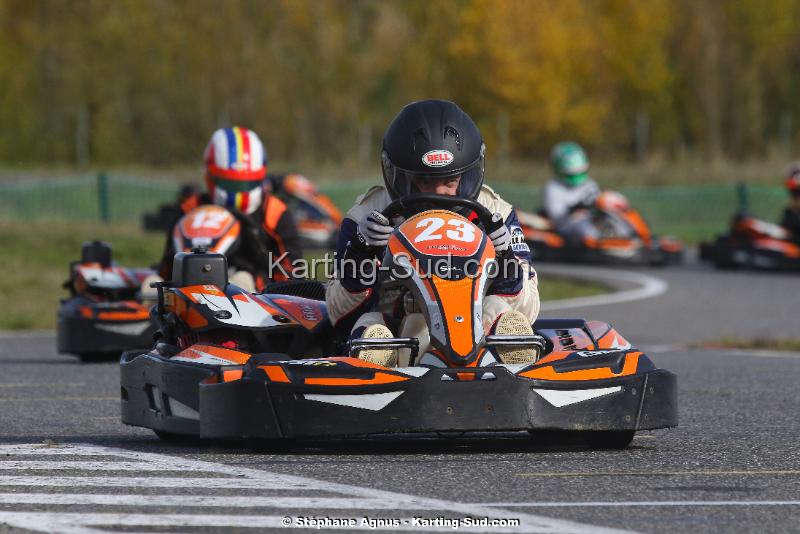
[81,240,112,268]
[171,250,228,288]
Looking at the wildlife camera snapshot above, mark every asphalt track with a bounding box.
[1,259,799,533]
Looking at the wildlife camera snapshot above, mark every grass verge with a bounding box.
[1,221,608,330]
[1,221,164,330]
[537,275,609,302]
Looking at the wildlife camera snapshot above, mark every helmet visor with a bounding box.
[564,173,589,187]
[382,148,485,200]
[211,176,263,194]
[211,179,263,215]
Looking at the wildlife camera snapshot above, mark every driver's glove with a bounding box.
[490,248,524,294]
[488,213,512,252]
[357,210,393,247]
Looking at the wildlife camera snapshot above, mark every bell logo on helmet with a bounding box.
[422,150,454,168]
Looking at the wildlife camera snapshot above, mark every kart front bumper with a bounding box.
[701,237,800,271]
[57,310,156,357]
[121,352,677,440]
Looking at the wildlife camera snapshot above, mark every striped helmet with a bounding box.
[204,127,268,214]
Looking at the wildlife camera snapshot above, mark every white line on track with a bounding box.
[0,461,193,471]
[0,443,630,534]
[538,265,667,311]
[0,493,438,509]
[0,444,119,455]
[0,476,306,489]
[476,501,800,508]
[0,512,576,532]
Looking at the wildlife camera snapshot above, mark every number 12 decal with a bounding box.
[190,210,230,230]
[415,217,476,243]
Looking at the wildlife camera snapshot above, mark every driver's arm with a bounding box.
[326,216,379,331]
[781,207,800,242]
[157,223,178,280]
[326,187,391,332]
[487,209,540,323]
[261,196,303,280]
[543,181,575,224]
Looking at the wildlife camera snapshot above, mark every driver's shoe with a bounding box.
[358,324,399,368]
[493,311,539,364]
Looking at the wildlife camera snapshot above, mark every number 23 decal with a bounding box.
[415,217,476,243]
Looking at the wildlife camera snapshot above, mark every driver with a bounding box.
[156,127,302,288]
[781,163,800,243]
[542,141,601,244]
[326,99,540,367]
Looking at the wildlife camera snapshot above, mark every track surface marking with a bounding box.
[0,443,628,533]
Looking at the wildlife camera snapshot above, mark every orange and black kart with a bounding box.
[173,204,287,291]
[121,195,676,449]
[700,215,800,271]
[58,241,157,362]
[518,191,683,266]
[271,173,343,251]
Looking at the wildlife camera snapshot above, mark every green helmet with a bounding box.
[551,142,589,187]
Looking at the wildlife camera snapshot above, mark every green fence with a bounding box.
[0,174,178,223]
[0,174,787,243]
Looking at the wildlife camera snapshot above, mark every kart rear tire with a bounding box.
[583,430,635,450]
[77,352,121,363]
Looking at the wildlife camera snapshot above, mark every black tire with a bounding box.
[77,352,121,363]
[154,430,195,443]
[583,430,635,450]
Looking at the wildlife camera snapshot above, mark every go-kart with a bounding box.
[57,241,157,362]
[270,173,342,250]
[700,215,800,271]
[121,195,677,449]
[518,190,683,266]
[173,204,295,292]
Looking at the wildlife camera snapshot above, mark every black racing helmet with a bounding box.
[381,99,486,200]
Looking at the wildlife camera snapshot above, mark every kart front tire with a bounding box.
[154,430,195,444]
[583,430,635,450]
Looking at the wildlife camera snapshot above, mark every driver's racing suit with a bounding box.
[780,205,800,243]
[325,184,540,343]
[542,177,601,243]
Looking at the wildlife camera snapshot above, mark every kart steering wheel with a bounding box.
[381,193,502,233]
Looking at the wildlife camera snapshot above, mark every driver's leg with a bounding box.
[398,313,430,367]
[140,274,163,309]
[229,271,256,292]
[483,296,539,364]
[559,212,599,246]
[350,312,398,367]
